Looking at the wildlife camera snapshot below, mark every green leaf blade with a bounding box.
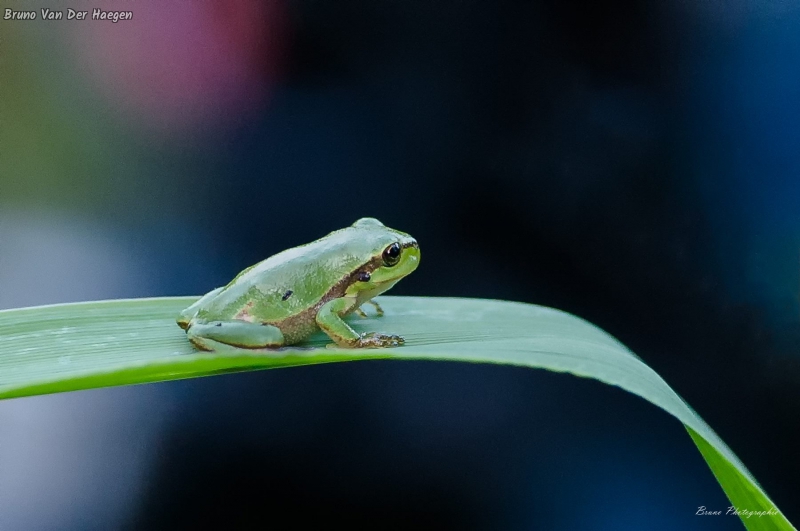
[0,296,794,530]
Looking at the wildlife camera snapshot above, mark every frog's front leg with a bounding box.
[317,297,403,348]
[365,300,384,316]
[186,320,285,352]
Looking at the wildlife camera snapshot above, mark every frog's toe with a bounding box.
[187,334,216,351]
[357,332,405,348]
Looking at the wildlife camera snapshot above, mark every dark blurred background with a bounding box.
[1,0,798,529]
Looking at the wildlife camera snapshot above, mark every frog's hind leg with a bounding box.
[177,287,224,330]
[187,320,285,352]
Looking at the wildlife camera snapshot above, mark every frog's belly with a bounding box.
[270,310,320,346]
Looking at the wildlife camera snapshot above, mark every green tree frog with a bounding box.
[177,218,420,351]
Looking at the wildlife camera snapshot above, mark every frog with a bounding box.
[177,218,420,351]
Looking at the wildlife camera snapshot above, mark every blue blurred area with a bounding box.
[687,10,800,318]
[1,0,798,529]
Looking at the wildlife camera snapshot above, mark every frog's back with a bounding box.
[196,225,397,323]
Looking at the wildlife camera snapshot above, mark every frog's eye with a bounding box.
[382,243,402,267]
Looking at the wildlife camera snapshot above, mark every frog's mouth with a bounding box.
[372,279,400,290]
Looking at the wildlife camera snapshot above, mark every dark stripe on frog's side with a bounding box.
[268,241,418,345]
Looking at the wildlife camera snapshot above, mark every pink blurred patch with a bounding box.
[70,0,285,133]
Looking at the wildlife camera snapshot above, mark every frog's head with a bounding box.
[346,218,420,300]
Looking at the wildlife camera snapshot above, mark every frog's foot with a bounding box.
[177,287,224,331]
[327,332,404,349]
[355,308,368,318]
[355,332,403,348]
[186,320,285,352]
